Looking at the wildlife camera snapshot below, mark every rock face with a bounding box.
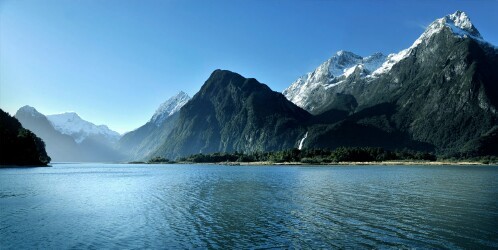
[150,91,190,126]
[0,109,50,166]
[15,106,123,162]
[283,51,386,114]
[285,11,498,156]
[152,70,311,159]
[117,92,190,161]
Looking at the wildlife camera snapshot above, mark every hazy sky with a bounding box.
[1,0,497,133]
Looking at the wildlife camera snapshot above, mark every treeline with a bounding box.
[176,147,437,164]
[439,154,498,165]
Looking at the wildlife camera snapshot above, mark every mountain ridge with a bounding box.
[15,106,123,162]
[287,11,498,156]
[284,11,496,115]
[47,111,121,143]
[117,91,191,161]
[152,69,311,159]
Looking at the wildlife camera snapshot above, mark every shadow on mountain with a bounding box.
[461,126,498,157]
[306,102,434,152]
[310,109,349,124]
[307,121,434,152]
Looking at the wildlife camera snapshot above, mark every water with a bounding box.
[1,164,498,249]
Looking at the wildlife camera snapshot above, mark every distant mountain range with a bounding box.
[47,112,121,143]
[9,11,498,162]
[15,106,123,162]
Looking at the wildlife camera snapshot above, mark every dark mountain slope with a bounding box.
[117,113,180,161]
[355,29,497,154]
[153,70,311,159]
[0,109,50,166]
[301,13,498,155]
[117,92,190,161]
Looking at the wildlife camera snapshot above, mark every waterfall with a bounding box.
[298,132,308,150]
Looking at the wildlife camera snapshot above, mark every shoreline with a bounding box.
[217,161,490,166]
[146,160,494,166]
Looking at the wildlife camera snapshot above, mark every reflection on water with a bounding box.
[1,164,497,248]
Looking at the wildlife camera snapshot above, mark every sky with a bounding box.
[1,0,497,133]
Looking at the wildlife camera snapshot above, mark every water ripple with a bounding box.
[1,164,497,248]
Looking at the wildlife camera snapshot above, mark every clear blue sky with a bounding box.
[1,0,497,133]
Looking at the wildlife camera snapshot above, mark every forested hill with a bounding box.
[0,109,51,166]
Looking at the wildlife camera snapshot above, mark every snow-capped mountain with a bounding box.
[283,11,496,114]
[117,91,191,160]
[150,91,190,126]
[15,106,124,162]
[283,51,386,112]
[370,10,488,78]
[47,112,121,143]
[279,10,498,156]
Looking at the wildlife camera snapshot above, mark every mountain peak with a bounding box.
[16,105,44,118]
[443,11,482,39]
[413,11,482,48]
[370,11,484,78]
[176,91,189,98]
[54,112,81,121]
[150,91,191,126]
[448,11,471,28]
[335,50,357,57]
[207,69,244,82]
[47,112,121,143]
[199,69,269,97]
[283,51,387,112]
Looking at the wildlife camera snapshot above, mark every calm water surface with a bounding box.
[1,164,498,249]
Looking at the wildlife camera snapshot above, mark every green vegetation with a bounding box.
[152,70,310,160]
[0,109,51,166]
[177,147,437,164]
[147,156,172,164]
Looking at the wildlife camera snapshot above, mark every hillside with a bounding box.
[0,109,51,166]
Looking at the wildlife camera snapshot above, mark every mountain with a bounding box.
[150,91,190,126]
[285,11,498,156]
[284,51,386,114]
[117,92,190,161]
[47,112,121,143]
[15,106,123,162]
[0,109,51,166]
[152,70,311,159]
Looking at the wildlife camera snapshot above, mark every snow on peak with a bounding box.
[371,11,482,77]
[446,11,481,38]
[283,51,386,110]
[150,91,191,126]
[47,112,121,143]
